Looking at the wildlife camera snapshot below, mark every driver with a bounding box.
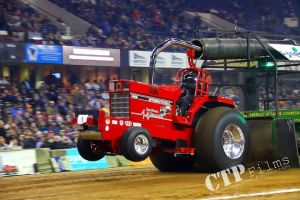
[176,72,197,116]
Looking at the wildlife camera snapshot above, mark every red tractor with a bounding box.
[74,38,251,172]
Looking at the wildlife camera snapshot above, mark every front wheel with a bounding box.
[120,127,153,162]
[193,107,250,172]
[77,137,105,161]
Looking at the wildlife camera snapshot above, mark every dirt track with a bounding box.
[0,166,299,200]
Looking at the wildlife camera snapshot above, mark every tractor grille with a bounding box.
[110,92,129,118]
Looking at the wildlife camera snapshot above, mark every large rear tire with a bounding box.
[150,152,195,172]
[193,106,250,172]
[77,137,105,161]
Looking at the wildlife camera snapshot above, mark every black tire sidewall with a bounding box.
[121,127,153,162]
[77,138,104,161]
[194,107,250,171]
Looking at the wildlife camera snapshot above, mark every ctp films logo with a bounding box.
[205,157,290,192]
[205,165,245,192]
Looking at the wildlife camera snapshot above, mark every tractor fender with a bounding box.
[191,98,235,128]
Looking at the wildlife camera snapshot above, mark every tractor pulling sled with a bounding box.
[74,32,300,172]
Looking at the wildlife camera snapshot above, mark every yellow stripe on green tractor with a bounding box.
[241,109,300,135]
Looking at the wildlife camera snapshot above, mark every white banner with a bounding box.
[277,61,300,71]
[63,46,120,66]
[129,50,203,68]
[0,149,36,176]
[268,44,300,61]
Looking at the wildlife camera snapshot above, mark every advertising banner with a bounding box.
[0,149,36,176]
[268,44,300,61]
[129,50,203,68]
[66,148,108,171]
[63,46,120,66]
[25,44,63,64]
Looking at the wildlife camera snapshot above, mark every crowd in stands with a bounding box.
[0,0,63,45]
[189,0,300,35]
[258,79,300,110]
[49,0,207,49]
[0,77,110,151]
[0,0,299,50]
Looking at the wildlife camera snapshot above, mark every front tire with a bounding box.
[193,107,250,172]
[77,137,105,161]
[120,127,153,162]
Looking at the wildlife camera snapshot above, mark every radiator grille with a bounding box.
[110,92,129,118]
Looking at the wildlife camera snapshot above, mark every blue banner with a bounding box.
[66,148,109,171]
[25,44,62,64]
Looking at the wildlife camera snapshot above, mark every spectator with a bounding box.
[22,130,36,149]
[0,136,9,150]
[32,93,45,108]
[35,134,47,148]
[37,121,48,133]
[87,96,102,110]
[0,120,6,139]
[6,128,18,144]
[8,138,22,150]
[56,99,67,116]
[92,80,100,91]
[42,135,67,150]
[84,79,92,90]
[46,101,59,115]
[48,121,60,135]
[0,76,9,89]
[60,130,72,148]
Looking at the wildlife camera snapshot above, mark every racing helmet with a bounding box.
[181,72,197,90]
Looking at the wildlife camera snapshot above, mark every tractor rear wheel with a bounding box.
[77,137,105,161]
[150,152,195,172]
[193,106,250,172]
